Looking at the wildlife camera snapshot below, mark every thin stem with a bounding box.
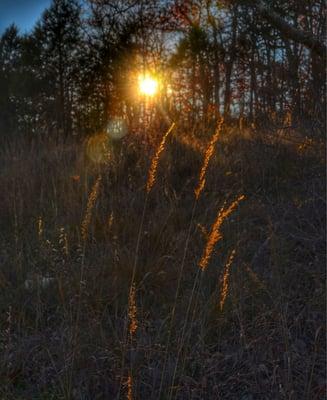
[117,194,148,399]
[158,200,197,398]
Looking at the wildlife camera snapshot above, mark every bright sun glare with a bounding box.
[139,75,158,96]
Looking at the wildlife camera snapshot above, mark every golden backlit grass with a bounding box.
[127,373,133,400]
[0,123,324,399]
[219,249,236,311]
[195,117,224,199]
[81,174,102,243]
[198,194,245,271]
[146,122,175,193]
[128,283,138,337]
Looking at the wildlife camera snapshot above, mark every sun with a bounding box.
[138,74,158,96]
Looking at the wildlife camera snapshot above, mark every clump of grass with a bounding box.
[199,194,245,270]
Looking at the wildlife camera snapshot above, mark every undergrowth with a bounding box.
[0,124,325,399]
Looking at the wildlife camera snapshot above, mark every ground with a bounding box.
[0,124,325,399]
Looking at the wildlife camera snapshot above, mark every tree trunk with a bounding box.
[212,24,221,112]
[252,0,326,58]
[285,40,301,124]
[224,6,238,118]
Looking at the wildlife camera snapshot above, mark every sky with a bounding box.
[0,0,51,34]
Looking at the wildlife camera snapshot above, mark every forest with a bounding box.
[0,0,325,399]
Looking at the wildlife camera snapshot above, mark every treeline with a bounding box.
[0,0,325,142]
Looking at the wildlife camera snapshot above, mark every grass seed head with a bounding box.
[81,175,102,243]
[146,123,175,193]
[195,117,224,199]
[128,283,138,337]
[127,373,133,400]
[198,194,245,271]
[219,249,236,311]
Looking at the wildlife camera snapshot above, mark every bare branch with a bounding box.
[253,0,326,58]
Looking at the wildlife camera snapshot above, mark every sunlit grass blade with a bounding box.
[146,122,175,193]
[198,194,245,270]
[219,249,236,311]
[81,175,102,243]
[195,117,224,199]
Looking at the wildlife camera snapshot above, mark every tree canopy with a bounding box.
[0,0,325,142]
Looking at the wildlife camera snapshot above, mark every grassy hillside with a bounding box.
[0,124,325,399]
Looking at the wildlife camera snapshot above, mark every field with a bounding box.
[0,122,325,399]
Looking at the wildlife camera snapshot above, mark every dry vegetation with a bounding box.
[0,122,325,399]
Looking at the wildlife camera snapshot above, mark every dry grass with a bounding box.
[81,174,102,243]
[219,248,236,311]
[0,123,325,400]
[198,194,245,271]
[194,117,224,199]
[128,283,138,338]
[146,122,175,193]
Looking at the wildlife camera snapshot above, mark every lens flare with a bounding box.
[107,118,127,140]
[138,75,158,96]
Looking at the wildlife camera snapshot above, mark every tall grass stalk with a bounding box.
[128,283,138,337]
[127,372,133,400]
[127,284,137,399]
[68,174,102,399]
[219,249,236,311]
[146,122,175,193]
[160,120,223,397]
[118,122,174,398]
[168,196,244,398]
[158,201,197,397]
[199,195,245,271]
[194,117,224,199]
[81,174,102,243]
